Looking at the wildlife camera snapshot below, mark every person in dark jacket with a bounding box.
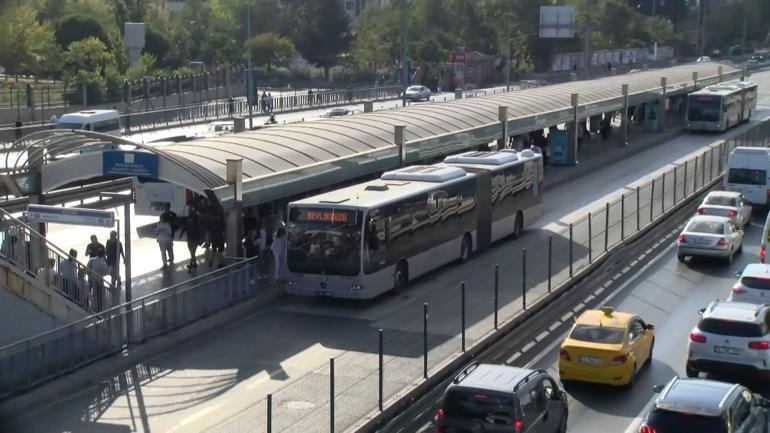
[186,209,202,271]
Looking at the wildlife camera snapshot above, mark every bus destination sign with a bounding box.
[301,209,355,224]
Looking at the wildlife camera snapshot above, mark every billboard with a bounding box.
[539,6,575,39]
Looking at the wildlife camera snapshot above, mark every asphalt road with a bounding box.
[4,73,770,433]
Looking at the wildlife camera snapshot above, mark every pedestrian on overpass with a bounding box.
[58,249,78,299]
[156,214,174,271]
[88,250,109,311]
[85,235,105,259]
[105,230,124,289]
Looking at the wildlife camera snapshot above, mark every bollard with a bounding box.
[621,194,625,241]
[683,161,688,196]
[569,223,572,278]
[267,394,273,433]
[461,281,466,352]
[673,166,678,204]
[661,172,666,214]
[548,235,553,293]
[330,358,335,433]
[423,303,428,379]
[636,186,640,231]
[588,212,592,264]
[378,329,384,411]
[522,249,527,310]
[494,264,499,330]
[604,203,610,252]
[650,178,655,222]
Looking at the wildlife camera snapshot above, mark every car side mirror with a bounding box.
[698,307,706,315]
[645,324,655,331]
[653,385,665,393]
[756,395,770,408]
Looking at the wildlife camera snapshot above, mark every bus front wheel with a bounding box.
[394,261,409,294]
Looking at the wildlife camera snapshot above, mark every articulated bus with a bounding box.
[285,149,543,299]
[685,81,757,132]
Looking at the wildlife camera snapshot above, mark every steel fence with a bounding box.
[196,119,770,433]
[0,256,258,399]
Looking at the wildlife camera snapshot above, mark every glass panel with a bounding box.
[287,208,363,276]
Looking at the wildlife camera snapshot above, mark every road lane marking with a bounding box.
[535,331,549,342]
[549,322,561,332]
[506,351,521,364]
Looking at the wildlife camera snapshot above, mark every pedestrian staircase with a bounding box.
[0,207,118,343]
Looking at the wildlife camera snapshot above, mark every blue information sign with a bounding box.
[548,130,569,165]
[103,151,159,178]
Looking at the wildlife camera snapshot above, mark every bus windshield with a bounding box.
[688,95,722,122]
[287,207,363,276]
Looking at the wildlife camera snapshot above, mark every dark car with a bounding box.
[435,363,568,433]
[639,376,770,433]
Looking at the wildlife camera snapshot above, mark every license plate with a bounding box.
[714,346,742,355]
[579,356,603,365]
[314,290,333,297]
[694,238,711,245]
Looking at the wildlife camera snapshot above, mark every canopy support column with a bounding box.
[225,159,243,258]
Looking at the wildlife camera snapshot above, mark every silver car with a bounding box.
[728,263,770,304]
[697,191,751,228]
[677,215,744,265]
[404,85,431,102]
[687,300,770,380]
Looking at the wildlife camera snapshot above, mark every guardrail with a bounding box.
[193,119,770,433]
[0,179,132,213]
[0,255,258,399]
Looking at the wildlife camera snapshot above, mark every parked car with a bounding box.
[728,263,770,304]
[559,306,654,387]
[677,215,744,264]
[639,376,770,433]
[321,108,352,118]
[435,362,568,433]
[687,300,770,379]
[696,56,712,63]
[697,191,751,228]
[404,85,431,102]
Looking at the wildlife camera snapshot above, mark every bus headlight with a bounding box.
[350,285,364,292]
[287,280,297,287]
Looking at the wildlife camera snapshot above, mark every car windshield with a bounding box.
[699,318,764,337]
[728,168,766,186]
[688,95,722,122]
[443,389,514,424]
[407,86,422,91]
[686,221,724,235]
[704,196,737,207]
[56,122,83,129]
[287,207,363,276]
[569,325,625,344]
[646,409,727,433]
[741,276,770,290]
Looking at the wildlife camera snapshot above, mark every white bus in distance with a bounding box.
[56,109,121,137]
[286,149,543,299]
[685,81,757,132]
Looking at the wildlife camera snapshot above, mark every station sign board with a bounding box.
[103,151,159,178]
[26,204,115,228]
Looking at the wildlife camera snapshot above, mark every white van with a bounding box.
[56,109,121,137]
[724,147,770,206]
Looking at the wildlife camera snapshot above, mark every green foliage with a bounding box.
[125,53,158,81]
[0,5,59,77]
[291,0,352,79]
[248,33,297,72]
[144,27,171,66]
[352,7,400,72]
[63,37,119,104]
[55,13,108,48]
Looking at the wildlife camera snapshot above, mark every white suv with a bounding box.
[687,300,770,380]
[728,264,770,304]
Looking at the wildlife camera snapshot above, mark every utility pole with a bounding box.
[400,0,409,107]
[247,3,254,129]
[505,37,512,91]
[583,23,591,78]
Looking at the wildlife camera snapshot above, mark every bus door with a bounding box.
[476,171,492,252]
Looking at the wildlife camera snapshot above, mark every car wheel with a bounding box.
[685,363,698,378]
[556,411,567,433]
[725,249,734,265]
[460,234,472,263]
[393,261,408,294]
[677,253,686,263]
[645,338,655,367]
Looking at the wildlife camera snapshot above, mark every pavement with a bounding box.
[3,71,770,433]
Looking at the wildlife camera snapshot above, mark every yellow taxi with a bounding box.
[558,306,655,387]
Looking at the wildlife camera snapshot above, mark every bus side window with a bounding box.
[367,216,387,253]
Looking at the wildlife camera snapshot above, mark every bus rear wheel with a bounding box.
[393,261,409,294]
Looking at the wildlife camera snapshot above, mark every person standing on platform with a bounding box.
[186,209,202,271]
[105,230,124,289]
[85,235,105,259]
[271,226,287,285]
[156,214,174,271]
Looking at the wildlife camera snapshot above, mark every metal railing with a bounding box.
[0,255,258,399]
[195,119,770,433]
[0,208,119,313]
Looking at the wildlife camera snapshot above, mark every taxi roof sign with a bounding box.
[600,306,614,316]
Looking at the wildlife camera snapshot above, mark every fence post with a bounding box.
[621,194,625,241]
[693,157,698,192]
[461,281,466,352]
[636,186,640,231]
[330,358,335,433]
[569,223,572,278]
[588,212,592,264]
[701,153,706,186]
[267,394,273,433]
[522,249,527,310]
[604,203,609,252]
[378,328,383,412]
[548,235,553,293]
[661,172,666,214]
[673,166,677,204]
[650,178,655,222]
[423,303,428,379]
[494,264,499,330]
[683,161,688,196]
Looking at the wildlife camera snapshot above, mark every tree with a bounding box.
[0,5,60,77]
[55,13,108,48]
[351,6,400,73]
[292,0,352,80]
[248,33,296,72]
[63,37,118,104]
[144,27,171,65]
